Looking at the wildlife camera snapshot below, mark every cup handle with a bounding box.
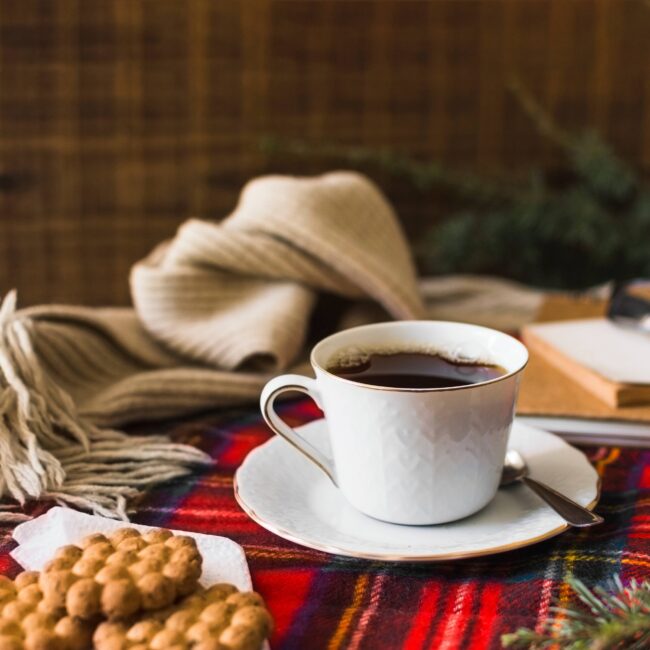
[260,374,337,486]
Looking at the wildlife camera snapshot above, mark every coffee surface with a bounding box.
[327,351,506,388]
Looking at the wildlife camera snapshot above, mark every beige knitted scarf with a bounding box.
[0,172,425,521]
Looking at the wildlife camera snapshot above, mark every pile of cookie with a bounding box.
[0,528,272,650]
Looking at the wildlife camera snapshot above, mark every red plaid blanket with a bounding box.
[1,399,648,649]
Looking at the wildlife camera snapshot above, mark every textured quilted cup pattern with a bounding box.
[317,371,520,525]
[260,322,531,526]
[270,319,532,526]
[235,421,600,560]
[323,377,517,524]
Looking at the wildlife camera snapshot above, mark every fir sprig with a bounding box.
[501,576,650,649]
[260,135,520,205]
[509,79,638,203]
[260,83,650,289]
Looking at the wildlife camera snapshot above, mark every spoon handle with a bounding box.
[522,477,604,527]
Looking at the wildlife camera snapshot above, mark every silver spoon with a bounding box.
[501,450,603,527]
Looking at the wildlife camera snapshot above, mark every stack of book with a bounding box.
[516,295,650,447]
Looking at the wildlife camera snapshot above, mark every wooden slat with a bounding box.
[0,0,649,305]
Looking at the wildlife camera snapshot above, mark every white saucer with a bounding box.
[234,420,600,562]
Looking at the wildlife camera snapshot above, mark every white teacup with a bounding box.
[260,321,528,525]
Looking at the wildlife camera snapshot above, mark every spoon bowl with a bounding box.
[501,449,603,528]
[501,449,529,485]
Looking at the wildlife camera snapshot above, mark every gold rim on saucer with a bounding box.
[233,474,601,563]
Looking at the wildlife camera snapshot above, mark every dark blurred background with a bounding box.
[1,0,649,305]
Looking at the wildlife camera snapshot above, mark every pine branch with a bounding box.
[260,135,520,205]
[508,80,637,202]
[502,577,650,649]
[569,132,637,203]
[508,79,573,149]
[260,81,650,289]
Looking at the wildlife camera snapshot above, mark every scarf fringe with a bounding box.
[0,291,211,521]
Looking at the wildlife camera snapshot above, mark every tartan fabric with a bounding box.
[0,399,648,649]
[2,0,650,306]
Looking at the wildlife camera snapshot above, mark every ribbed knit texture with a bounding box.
[131,172,424,372]
[0,172,424,520]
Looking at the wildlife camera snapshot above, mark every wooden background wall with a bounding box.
[1,0,649,305]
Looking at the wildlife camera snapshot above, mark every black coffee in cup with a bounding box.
[327,351,506,389]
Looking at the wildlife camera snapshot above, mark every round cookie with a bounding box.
[94,585,273,650]
[0,571,95,650]
[39,528,203,621]
[1,527,207,648]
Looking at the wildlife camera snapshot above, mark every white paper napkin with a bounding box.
[10,507,252,591]
[10,508,271,650]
